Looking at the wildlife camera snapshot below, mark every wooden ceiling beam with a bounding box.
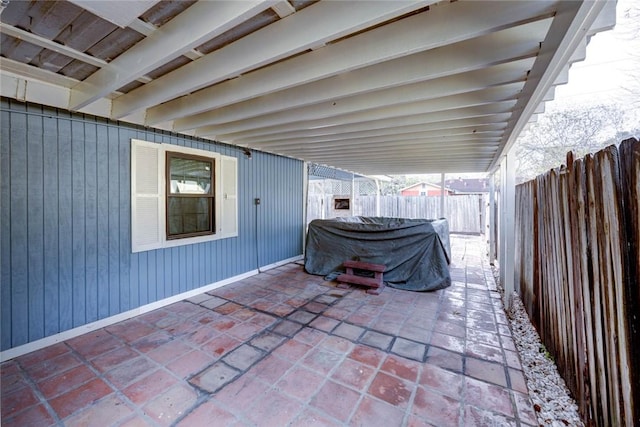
[218,103,516,142]
[112,0,432,119]
[251,127,507,150]
[172,31,541,132]
[69,0,273,110]
[197,82,524,137]
[238,116,510,146]
[489,0,609,171]
[146,0,556,125]
[280,139,502,157]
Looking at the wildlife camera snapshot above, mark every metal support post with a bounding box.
[440,172,446,218]
[489,172,496,264]
[499,152,516,309]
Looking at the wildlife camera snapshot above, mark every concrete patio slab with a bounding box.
[1,236,536,426]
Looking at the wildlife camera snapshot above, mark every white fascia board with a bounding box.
[588,0,617,35]
[489,0,608,171]
[553,65,571,87]
[69,1,273,110]
[112,0,431,119]
[147,0,557,125]
[240,116,510,146]
[197,81,525,137]
[218,103,517,142]
[172,27,543,132]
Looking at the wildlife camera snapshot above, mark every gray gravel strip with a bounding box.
[507,293,584,427]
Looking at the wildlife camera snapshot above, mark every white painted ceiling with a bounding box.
[0,0,616,175]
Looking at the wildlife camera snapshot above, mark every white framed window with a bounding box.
[131,139,237,253]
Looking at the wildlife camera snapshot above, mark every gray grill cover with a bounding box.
[304,217,451,291]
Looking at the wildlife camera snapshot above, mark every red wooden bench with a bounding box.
[336,260,386,295]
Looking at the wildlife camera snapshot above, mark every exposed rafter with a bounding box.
[490,0,609,171]
[172,36,541,132]
[197,82,525,137]
[218,103,518,142]
[69,1,274,110]
[146,0,556,125]
[239,116,511,146]
[112,0,433,119]
[251,127,506,151]
[0,0,616,175]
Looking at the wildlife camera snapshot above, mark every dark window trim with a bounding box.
[165,151,215,240]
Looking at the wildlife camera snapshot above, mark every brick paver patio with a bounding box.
[1,236,537,426]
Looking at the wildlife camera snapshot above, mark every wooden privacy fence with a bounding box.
[306,194,485,234]
[515,138,639,426]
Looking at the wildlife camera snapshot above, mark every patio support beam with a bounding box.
[489,172,497,265]
[440,173,446,219]
[375,179,381,217]
[145,0,556,125]
[489,0,608,170]
[351,174,355,217]
[251,129,504,151]
[302,162,309,252]
[197,83,524,137]
[112,0,431,119]
[220,104,515,143]
[69,0,274,110]
[236,116,509,146]
[171,34,541,132]
[499,152,516,309]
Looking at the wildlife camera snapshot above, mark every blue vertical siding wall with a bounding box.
[0,99,305,351]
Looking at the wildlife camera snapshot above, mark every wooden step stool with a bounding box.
[337,260,386,295]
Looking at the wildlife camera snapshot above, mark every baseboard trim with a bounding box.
[1,255,303,362]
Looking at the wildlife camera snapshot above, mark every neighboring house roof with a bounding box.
[445,178,490,194]
[399,182,447,193]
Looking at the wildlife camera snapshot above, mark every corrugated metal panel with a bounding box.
[0,98,304,351]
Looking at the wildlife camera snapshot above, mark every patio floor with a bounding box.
[1,236,537,426]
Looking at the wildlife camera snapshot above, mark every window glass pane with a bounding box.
[167,197,212,236]
[169,157,212,194]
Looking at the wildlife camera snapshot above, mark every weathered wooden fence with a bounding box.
[307,194,485,234]
[515,138,639,426]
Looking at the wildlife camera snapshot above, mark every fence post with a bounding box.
[500,152,516,309]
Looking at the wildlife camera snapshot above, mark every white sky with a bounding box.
[550,0,640,110]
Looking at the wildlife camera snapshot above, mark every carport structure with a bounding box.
[1,1,615,173]
[0,0,616,294]
[0,0,617,425]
